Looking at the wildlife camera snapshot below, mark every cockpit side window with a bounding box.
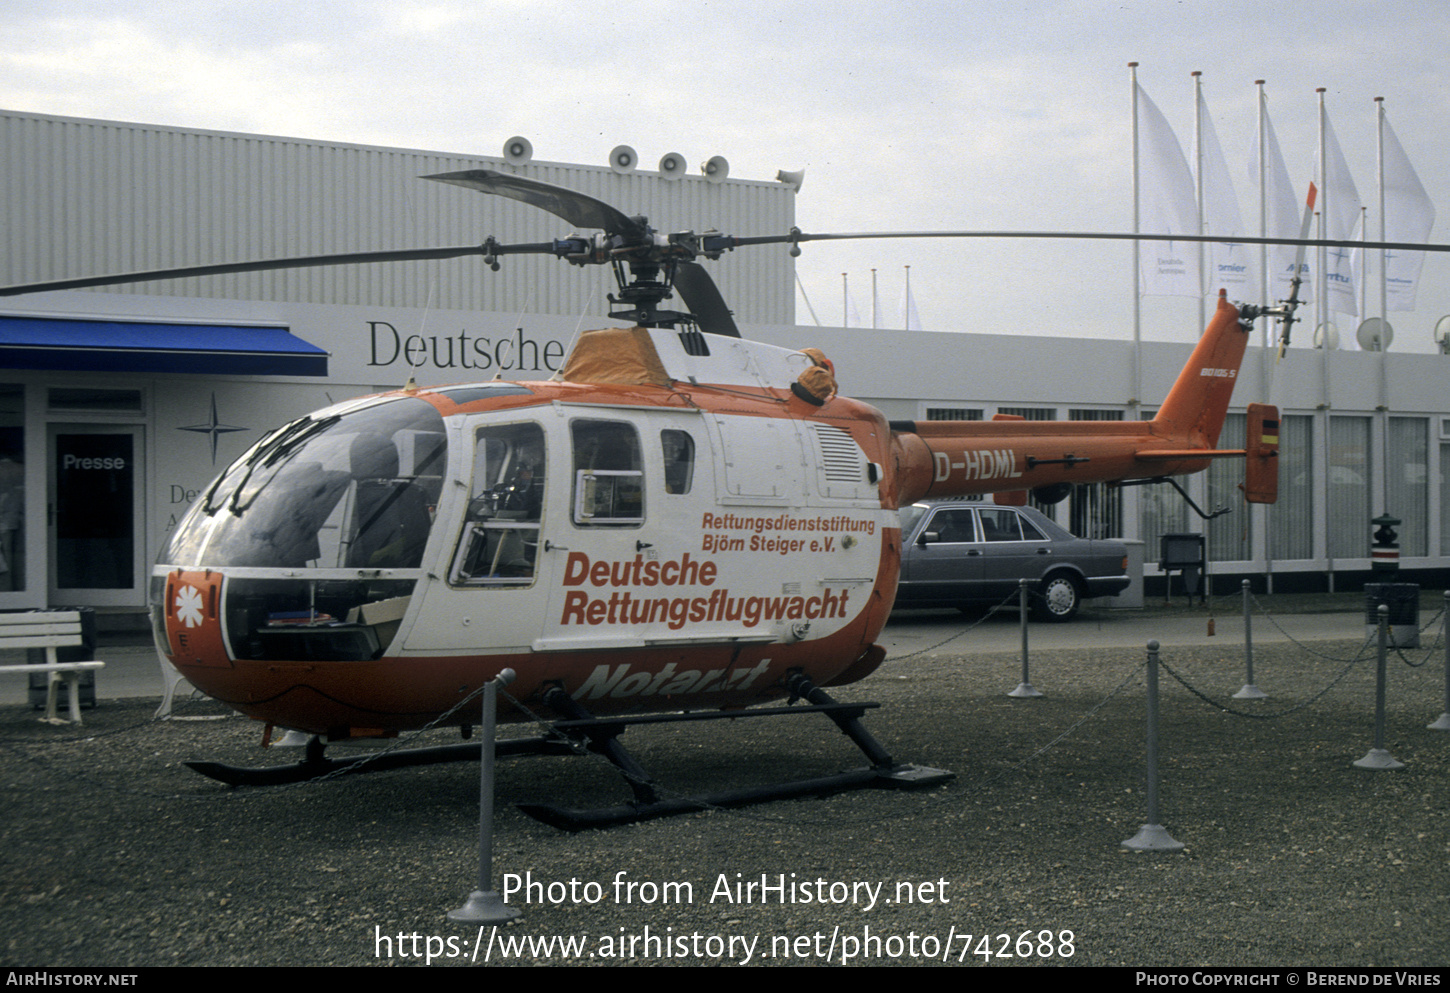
[570,419,644,526]
[449,422,546,586]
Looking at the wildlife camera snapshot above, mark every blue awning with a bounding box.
[0,316,329,377]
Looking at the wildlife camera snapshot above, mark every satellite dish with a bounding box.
[1313,322,1340,350]
[1356,317,1393,352]
[701,156,730,184]
[658,153,686,181]
[1434,316,1450,354]
[609,145,637,174]
[502,137,532,166]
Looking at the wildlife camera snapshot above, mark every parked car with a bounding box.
[894,501,1130,621]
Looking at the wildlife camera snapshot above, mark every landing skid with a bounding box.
[184,734,577,787]
[184,673,953,828]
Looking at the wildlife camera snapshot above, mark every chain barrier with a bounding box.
[1156,636,1373,720]
[953,659,1144,794]
[1390,603,1446,669]
[1245,589,1380,664]
[887,586,1027,660]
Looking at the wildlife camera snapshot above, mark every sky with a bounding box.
[5,0,1450,350]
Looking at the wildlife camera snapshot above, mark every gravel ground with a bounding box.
[2,600,1448,968]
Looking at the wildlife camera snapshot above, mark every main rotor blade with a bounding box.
[728,228,1450,254]
[0,243,555,297]
[426,169,649,242]
[673,262,739,338]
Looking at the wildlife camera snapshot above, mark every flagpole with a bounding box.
[1377,97,1388,329]
[1192,71,1206,334]
[1376,96,1390,519]
[1255,78,1274,593]
[1129,62,1142,410]
[871,268,878,329]
[795,272,822,326]
[841,272,848,327]
[903,265,911,330]
[1316,86,1335,590]
[1256,80,1270,348]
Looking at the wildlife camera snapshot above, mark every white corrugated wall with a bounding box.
[1,110,795,325]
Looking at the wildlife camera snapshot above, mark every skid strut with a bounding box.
[516,673,953,831]
[184,674,952,830]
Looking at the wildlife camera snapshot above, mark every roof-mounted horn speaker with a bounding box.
[658,153,686,181]
[610,145,638,174]
[701,156,729,184]
[775,169,805,192]
[502,136,532,166]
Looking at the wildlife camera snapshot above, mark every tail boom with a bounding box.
[887,292,1274,508]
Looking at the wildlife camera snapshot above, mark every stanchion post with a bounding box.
[1234,579,1267,700]
[1430,591,1450,731]
[1123,640,1184,852]
[449,668,523,923]
[1353,606,1405,770]
[1009,579,1043,698]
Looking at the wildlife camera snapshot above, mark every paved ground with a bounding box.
[2,590,1447,967]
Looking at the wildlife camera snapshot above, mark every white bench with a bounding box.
[0,611,106,725]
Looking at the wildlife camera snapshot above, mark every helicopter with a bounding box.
[0,168,1354,828]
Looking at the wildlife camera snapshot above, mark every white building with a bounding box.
[1,110,1446,619]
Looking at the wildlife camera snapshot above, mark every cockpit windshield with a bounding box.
[162,397,448,571]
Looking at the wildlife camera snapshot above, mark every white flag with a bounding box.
[1381,113,1435,311]
[1316,111,1362,317]
[901,281,923,331]
[1197,88,1256,297]
[1249,94,1304,299]
[1136,83,1201,297]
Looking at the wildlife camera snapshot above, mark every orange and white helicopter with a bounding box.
[2,169,1375,827]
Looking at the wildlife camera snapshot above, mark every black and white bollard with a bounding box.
[449,668,522,924]
[1122,641,1184,852]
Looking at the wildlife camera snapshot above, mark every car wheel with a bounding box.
[1034,573,1082,622]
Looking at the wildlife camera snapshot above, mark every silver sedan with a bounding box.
[894,501,1130,621]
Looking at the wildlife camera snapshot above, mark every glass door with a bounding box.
[48,425,146,606]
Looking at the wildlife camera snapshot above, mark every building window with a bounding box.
[1208,414,1250,562]
[1269,414,1315,561]
[1138,408,1190,560]
[0,385,24,592]
[1441,438,1450,557]
[1068,410,1124,539]
[1388,417,1428,557]
[1329,416,1372,559]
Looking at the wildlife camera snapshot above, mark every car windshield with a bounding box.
[898,504,929,536]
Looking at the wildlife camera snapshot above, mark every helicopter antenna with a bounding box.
[551,267,606,382]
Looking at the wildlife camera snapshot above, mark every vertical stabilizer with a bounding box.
[1152,291,1250,448]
